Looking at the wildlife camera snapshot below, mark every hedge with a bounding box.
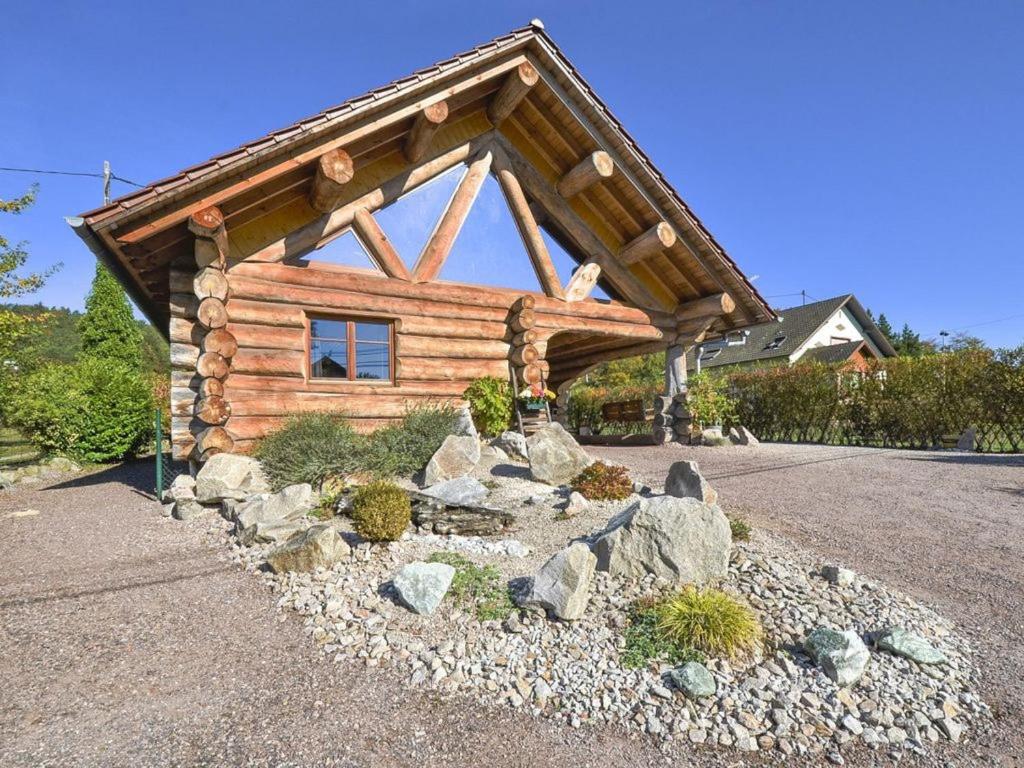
[727,348,1024,452]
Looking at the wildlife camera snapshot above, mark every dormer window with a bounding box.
[763,334,786,350]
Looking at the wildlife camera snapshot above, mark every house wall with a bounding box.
[789,307,882,362]
[168,260,672,458]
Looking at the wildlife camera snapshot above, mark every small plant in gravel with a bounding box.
[309,489,342,521]
[570,461,633,501]
[656,586,762,660]
[621,597,705,669]
[427,551,515,621]
[350,480,411,542]
[729,517,751,541]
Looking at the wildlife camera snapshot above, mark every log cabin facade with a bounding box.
[70,22,774,461]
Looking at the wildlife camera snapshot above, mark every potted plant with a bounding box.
[517,383,556,411]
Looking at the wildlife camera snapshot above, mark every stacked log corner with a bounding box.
[507,296,544,388]
[188,207,235,461]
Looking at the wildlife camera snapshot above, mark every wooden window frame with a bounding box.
[305,312,396,385]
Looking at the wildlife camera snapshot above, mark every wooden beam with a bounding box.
[564,262,601,302]
[675,316,717,345]
[619,222,677,265]
[492,134,664,310]
[492,150,564,299]
[487,62,539,125]
[413,148,493,282]
[557,151,614,198]
[404,101,449,163]
[308,148,355,213]
[351,208,412,281]
[675,292,735,322]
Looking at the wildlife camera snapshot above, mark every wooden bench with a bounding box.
[601,399,651,424]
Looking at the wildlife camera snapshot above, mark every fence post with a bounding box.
[155,408,164,498]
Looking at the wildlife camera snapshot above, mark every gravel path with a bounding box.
[1,446,1020,767]
[593,442,1024,767]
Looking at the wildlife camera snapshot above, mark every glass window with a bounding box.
[299,229,379,270]
[309,317,391,381]
[373,165,465,269]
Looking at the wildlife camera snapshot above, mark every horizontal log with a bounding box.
[517,363,542,385]
[194,235,227,269]
[674,292,735,322]
[511,295,536,312]
[170,342,199,370]
[619,222,677,266]
[309,148,355,213]
[171,393,197,417]
[194,268,229,301]
[169,316,203,346]
[510,309,536,333]
[232,347,307,378]
[188,206,226,240]
[557,151,615,199]
[195,425,233,458]
[509,343,539,366]
[196,395,231,425]
[512,329,538,346]
[200,378,224,399]
[197,297,228,329]
[224,374,473,397]
[548,340,668,374]
[170,293,198,320]
[229,392,451,418]
[404,100,449,163]
[169,268,194,294]
[227,323,305,351]
[202,328,238,359]
[533,312,666,340]
[487,61,538,125]
[396,357,508,381]
[196,351,230,380]
[397,334,510,360]
[220,299,306,328]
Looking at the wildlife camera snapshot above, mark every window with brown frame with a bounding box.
[309,317,392,381]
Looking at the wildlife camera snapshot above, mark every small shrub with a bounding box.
[656,586,762,659]
[463,376,513,436]
[729,518,751,541]
[361,403,457,476]
[570,461,633,501]
[255,413,363,491]
[10,358,153,462]
[350,480,411,541]
[427,551,515,621]
[687,372,737,428]
[621,598,705,669]
[309,489,342,520]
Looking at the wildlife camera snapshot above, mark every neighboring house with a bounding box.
[691,294,896,373]
[68,22,773,461]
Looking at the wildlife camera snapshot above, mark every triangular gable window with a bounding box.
[373,164,464,268]
[540,225,611,301]
[438,173,543,292]
[300,229,379,271]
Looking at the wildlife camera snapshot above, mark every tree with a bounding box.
[875,313,896,344]
[946,332,988,353]
[79,261,143,366]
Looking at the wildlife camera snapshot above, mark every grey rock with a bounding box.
[392,561,456,615]
[803,628,870,686]
[45,456,81,472]
[877,627,947,665]
[670,661,717,698]
[160,502,175,517]
[236,483,314,544]
[479,445,508,461]
[0,471,12,490]
[518,542,596,621]
[420,476,488,507]
[424,435,481,486]
[266,524,350,573]
[822,564,856,587]
[494,430,529,461]
[561,491,588,518]
[246,519,307,545]
[935,717,963,743]
[173,498,214,521]
[163,474,196,504]
[728,425,760,446]
[452,405,478,439]
[195,454,269,503]
[526,423,591,485]
[592,495,730,584]
[664,460,718,505]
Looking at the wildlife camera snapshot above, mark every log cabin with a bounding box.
[68,21,774,461]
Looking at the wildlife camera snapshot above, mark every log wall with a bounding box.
[168,259,672,458]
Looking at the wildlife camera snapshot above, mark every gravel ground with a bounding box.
[1,446,1020,767]
[593,441,1024,767]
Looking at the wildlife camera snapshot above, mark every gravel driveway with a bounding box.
[1,445,1021,767]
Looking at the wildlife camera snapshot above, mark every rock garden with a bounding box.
[162,408,990,762]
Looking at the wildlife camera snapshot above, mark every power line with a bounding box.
[0,165,144,188]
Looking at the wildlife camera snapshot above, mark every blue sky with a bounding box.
[2,1,1022,347]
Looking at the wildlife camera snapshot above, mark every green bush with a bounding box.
[463,376,513,436]
[361,403,457,476]
[350,480,411,541]
[9,358,152,462]
[729,518,751,541]
[255,413,363,491]
[426,551,515,621]
[621,598,705,669]
[570,461,633,501]
[687,372,736,428]
[656,586,762,660]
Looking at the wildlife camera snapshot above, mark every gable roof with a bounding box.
[69,21,774,333]
[694,294,896,370]
[802,339,869,364]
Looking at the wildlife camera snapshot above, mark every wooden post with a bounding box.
[309,148,355,213]
[487,62,539,125]
[557,151,614,198]
[665,344,686,397]
[404,101,449,163]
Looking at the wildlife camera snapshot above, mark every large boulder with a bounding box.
[164,474,197,503]
[235,483,315,545]
[392,561,456,615]
[195,454,269,503]
[423,435,480,486]
[493,430,529,461]
[877,627,946,665]
[804,627,870,686]
[664,460,718,505]
[526,423,590,486]
[518,542,596,621]
[728,426,759,446]
[420,476,488,507]
[266,524,350,574]
[452,405,478,439]
[592,495,730,584]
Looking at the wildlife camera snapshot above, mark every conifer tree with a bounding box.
[79,262,143,367]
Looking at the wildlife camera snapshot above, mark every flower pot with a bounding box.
[523,401,546,411]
